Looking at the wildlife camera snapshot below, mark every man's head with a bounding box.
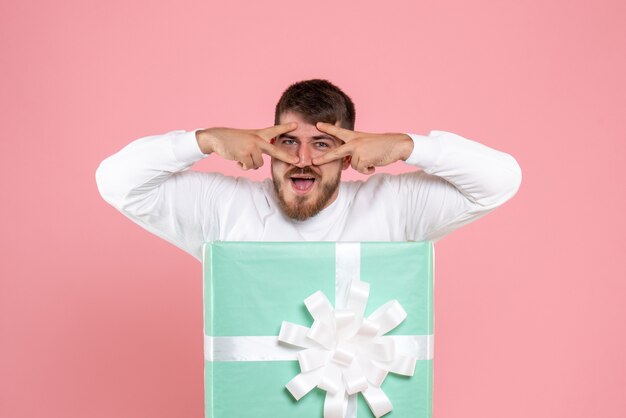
[273,79,356,130]
[271,79,356,221]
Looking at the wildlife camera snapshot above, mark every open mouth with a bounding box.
[290,176,316,193]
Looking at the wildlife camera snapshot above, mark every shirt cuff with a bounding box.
[172,129,209,163]
[404,131,446,171]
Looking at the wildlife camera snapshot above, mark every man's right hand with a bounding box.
[195,123,299,170]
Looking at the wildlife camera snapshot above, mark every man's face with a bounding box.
[271,112,350,221]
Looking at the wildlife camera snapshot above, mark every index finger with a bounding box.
[316,122,357,143]
[311,143,352,166]
[258,141,299,165]
[258,122,297,142]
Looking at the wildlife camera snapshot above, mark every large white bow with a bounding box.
[278,280,416,418]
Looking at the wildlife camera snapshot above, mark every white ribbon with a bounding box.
[204,243,433,418]
[279,280,417,418]
[205,334,433,362]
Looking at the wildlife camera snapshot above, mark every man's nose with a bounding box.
[295,144,313,168]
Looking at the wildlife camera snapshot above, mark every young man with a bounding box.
[96,79,522,261]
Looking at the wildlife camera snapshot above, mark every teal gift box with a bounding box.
[203,242,434,418]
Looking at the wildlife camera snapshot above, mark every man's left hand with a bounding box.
[311,122,414,174]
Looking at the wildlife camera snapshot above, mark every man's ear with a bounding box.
[342,155,351,170]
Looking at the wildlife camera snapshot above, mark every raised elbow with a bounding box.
[470,152,522,209]
[504,153,522,199]
[490,153,522,207]
[95,157,124,208]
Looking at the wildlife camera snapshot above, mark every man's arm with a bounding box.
[312,123,522,241]
[95,124,299,260]
[95,129,226,260]
[397,130,521,241]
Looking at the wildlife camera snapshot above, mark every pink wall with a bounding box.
[1,0,624,417]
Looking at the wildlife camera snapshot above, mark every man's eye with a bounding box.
[281,139,296,145]
[315,142,330,148]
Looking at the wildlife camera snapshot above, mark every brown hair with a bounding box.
[274,79,356,130]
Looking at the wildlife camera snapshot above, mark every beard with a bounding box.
[272,166,341,221]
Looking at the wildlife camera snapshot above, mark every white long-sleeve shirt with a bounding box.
[95,129,522,262]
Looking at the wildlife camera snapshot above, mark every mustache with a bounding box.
[285,167,320,179]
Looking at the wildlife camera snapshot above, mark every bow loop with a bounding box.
[367,300,407,336]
